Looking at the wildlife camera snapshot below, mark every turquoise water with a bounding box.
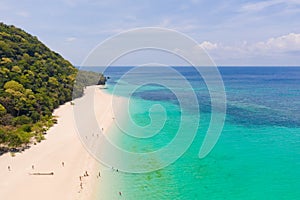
[100,67,300,199]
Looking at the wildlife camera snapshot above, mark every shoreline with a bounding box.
[0,85,120,200]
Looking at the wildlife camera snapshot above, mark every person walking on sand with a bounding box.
[62,162,64,167]
[8,166,11,171]
[32,165,34,170]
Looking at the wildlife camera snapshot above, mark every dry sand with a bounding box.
[0,86,119,200]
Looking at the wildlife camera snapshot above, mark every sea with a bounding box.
[87,66,300,200]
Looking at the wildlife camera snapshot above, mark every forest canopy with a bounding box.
[0,22,106,151]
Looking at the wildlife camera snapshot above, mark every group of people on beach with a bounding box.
[78,170,93,191]
[8,162,123,197]
[7,161,65,172]
[111,166,119,172]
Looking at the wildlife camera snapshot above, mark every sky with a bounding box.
[0,0,300,66]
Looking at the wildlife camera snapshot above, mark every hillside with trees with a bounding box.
[0,22,105,152]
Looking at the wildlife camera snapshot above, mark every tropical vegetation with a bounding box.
[0,22,106,152]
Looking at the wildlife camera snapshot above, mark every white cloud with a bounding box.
[240,0,300,12]
[201,33,300,63]
[199,41,218,50]
[157,17,199,33]
[251,33,300,52]
[241,0,280,12]
[66,37,77,42]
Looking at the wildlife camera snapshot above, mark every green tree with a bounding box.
[4,80,25,92]
[0,103,6,116]
[11,65,22,73]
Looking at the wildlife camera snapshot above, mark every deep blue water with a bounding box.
[103,66,300,128]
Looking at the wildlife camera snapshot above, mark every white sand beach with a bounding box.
[0,86,119,200]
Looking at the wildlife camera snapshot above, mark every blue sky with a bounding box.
[1,0,300,66]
